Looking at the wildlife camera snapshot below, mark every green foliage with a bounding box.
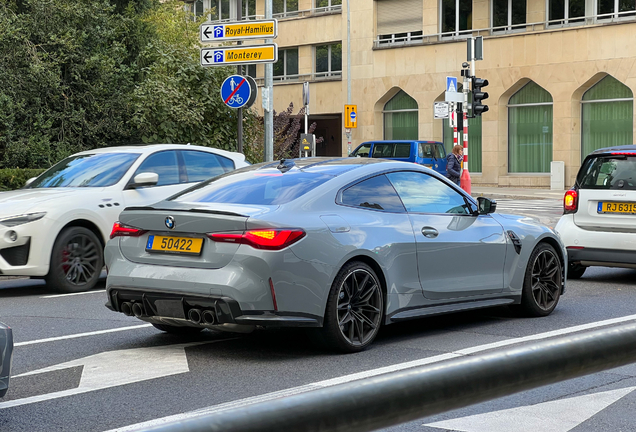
[0,168,47,191]
[0,0,258,169]
[0,0,155,168]
[131,1,259,152]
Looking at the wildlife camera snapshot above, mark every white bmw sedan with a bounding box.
[0,144,249,292]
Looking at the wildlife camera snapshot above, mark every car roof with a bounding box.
[72,144,242,158]
[244,157,435,177]
[588,144,636,156]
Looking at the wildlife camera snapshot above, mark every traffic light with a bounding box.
[472,77,489,116]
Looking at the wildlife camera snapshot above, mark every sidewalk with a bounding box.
[471,186,566,200]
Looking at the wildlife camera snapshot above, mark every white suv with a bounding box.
[0,144,249,292]
[555,145,636,278]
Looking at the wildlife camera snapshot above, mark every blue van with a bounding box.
[350,140,447,177]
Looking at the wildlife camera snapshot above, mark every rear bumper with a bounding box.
[556,214,636,267]
[106,287,322,329]
[567,248,636,267]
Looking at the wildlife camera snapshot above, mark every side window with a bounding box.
[393,143,411,157]
[352,144,371,157]
[372,143,394,158]
[386,171,471,214]
[134,151,179,186]
[419,143,443,159]
[340,175,405,212]
[182,150,234,183]
[435,143,446,158]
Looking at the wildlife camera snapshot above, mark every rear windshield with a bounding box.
[577,155,636,190]
[172,169,333,205]
[372,143,411,158]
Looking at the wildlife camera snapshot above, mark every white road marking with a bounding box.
[425,386,636,432]
[106,313,636,432]
[40,290,106,298]
[0,341,222,409]
[14,324,152,347]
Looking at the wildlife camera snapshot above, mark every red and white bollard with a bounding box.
[460,111,471,194]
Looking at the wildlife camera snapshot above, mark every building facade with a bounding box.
[190,0,636,188]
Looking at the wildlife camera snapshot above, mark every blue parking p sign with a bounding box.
[221,75,252,109]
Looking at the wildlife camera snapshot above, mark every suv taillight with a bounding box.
[564,189,578,214]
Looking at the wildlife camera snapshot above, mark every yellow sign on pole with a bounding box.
[200,20,278,42]
[345,104,357,129]
[201,44,278,67]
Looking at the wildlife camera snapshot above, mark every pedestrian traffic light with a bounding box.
[472,77,489,116]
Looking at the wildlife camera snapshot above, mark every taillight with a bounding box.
[110,222,147,239]
[564,189,578,214]
[208,229,306,250]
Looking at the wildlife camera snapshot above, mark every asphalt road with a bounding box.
[0,200,635,432]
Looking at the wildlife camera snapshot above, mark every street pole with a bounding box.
[264,0,273,162]
[345,0,352,155]
[236,0,243,154]
[460,53,472,194]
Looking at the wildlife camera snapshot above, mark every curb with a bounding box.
[471,192,563,200]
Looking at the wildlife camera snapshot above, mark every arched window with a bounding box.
[508,82,553,173]
[581,76,633,160]
[383,90,418,140]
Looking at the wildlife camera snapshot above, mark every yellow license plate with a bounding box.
[598,202,636,214]
[145,235,203,255]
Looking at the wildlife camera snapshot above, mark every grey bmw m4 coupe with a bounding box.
[105,158,566,352]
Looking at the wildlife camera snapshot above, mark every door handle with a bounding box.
[421,227,439,238]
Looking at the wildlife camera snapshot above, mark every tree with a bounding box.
[0,0,154,168]
[130,1,260,152]
[245,102,324,163]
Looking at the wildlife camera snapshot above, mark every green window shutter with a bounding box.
[508,82,553,173]
[384,91,418,140]
[443,116,482,172]
[581,76,633,160]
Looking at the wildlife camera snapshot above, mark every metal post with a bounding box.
[460,43,474,194]
[345,0,352,155]
[236,0,243,154]
[264,0,273,162]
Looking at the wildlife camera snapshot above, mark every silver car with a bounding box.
[105,158,566,352]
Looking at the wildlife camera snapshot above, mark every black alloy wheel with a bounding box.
[517,243,563,317]
[323,261,384,353]
[46,227,103,293]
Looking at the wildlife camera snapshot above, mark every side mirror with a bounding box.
[24,177,36,187]
[128,172,159,189]
[477,197,497,215]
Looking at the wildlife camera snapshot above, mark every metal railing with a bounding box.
[374,10,636,48]
[254,71,342,86]
[144,322,636,432]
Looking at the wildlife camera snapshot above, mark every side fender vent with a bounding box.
[507,230,522,255]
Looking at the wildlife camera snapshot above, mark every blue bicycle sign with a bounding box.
[220,75,252,109]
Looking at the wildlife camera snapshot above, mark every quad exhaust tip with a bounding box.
[202,310,216,325]
[188,308,202,323]
[121,302,133,317]
[131,302,145,318]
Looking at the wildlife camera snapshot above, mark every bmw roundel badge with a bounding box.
[165,216,175,230]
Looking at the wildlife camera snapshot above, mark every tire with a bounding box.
[152,323,204,334]
[45,227,103,293]
[321,261,384,353]
[517,243,563,317]
[567,262,587,279]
